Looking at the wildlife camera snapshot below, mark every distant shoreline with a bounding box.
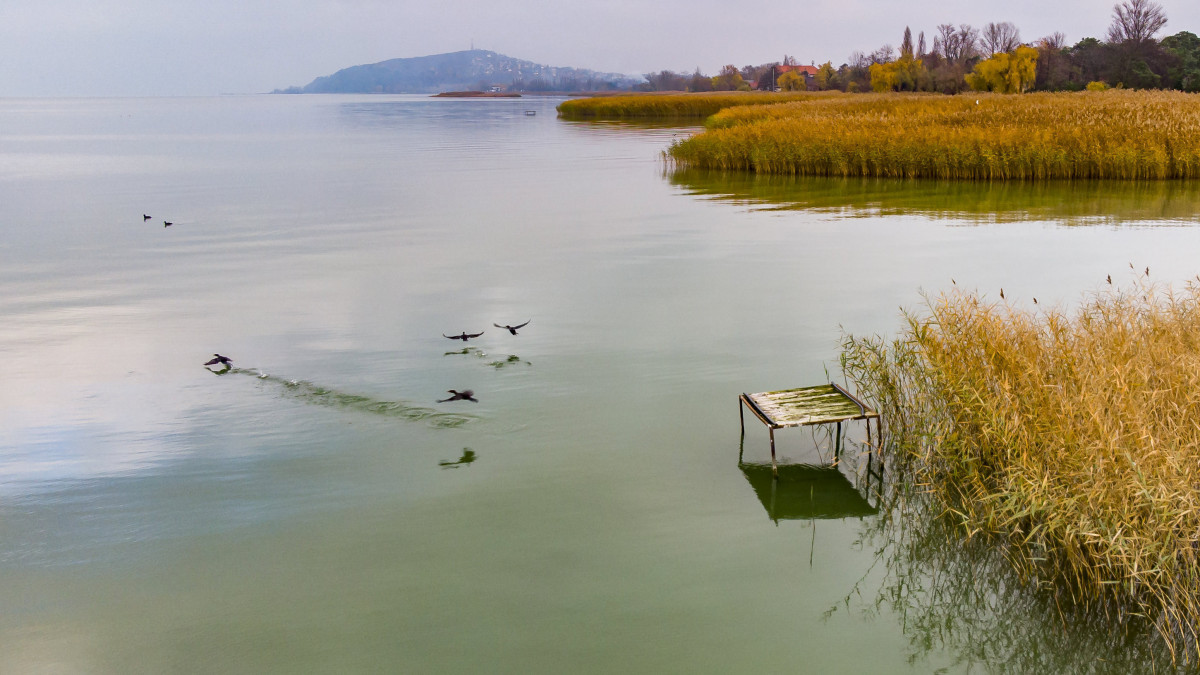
[433,91,522,98]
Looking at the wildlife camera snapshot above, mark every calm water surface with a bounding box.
[2,95,1198,672]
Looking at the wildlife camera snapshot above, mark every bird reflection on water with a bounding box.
[439,448,477,469]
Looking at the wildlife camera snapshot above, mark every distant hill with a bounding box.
[276,50,640,94]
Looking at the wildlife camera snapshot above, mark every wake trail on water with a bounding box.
[216,367,476,429]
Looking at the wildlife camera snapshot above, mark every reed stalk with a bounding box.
[841,277,1200,663]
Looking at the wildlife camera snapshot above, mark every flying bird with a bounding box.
[163,221,173,227]
[1000,288,1005,300]
[438,389,478,403]
[1107,275,1112,284]
[143,214,152,221]
[204,353,232,367]
[443,331,484,341]
[493,320,531,335]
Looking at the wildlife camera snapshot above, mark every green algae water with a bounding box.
[1,95,1196,672]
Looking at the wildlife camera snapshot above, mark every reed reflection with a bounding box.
[669,169,1200,226]
[833,481,1181,672]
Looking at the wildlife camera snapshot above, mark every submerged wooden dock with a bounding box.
[739,383,881,475]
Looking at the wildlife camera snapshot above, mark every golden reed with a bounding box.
[669,91,1200,180]
[841,277,1200,662]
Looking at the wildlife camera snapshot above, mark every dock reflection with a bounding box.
[740,463,877,523]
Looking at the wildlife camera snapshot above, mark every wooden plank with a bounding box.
[745,384,877,429]
[741,393,780,428]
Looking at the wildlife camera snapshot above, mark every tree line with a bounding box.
[636,0,1199,95]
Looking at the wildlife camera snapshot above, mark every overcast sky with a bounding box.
[3,0,1199,97]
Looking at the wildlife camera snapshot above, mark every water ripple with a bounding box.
[216,367,475,429]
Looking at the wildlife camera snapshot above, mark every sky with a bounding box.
[2,0,1199,97]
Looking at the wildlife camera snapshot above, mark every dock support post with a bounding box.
[739,397,745,437]
[835,421,842,459]
[770,428,777,477]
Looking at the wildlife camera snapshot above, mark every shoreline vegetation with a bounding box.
[660,90,1200,180]
[556,91,823,119]
[840,279,1200,664]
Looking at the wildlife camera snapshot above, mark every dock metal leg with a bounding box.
[738,397,746,464]
[739,397,745,438]
[770,427,777,477]
[835,421,842,459]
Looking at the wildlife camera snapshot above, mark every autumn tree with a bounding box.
[967,45,1039,93]
[870,30,930,92]
[901,27,915,59]
[711,64,748,91]
[777,71,807,91]
[688,68,714,92]
[814,61,837,90]
[643,70,689,91]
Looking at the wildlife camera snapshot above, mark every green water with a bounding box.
[0,95,1195,672]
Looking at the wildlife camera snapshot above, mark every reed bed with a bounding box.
[556,91,831,120]
[840,278,1200,663]
[670,90,1200,180]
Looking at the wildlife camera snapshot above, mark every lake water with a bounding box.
[2,94,1197,672]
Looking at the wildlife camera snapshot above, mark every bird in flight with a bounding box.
[163,221,173,227]
[204,354,232,367]
[438,389,478,402]
[444,331,484,341]
[143,214,152,221]
[493,320,531,335]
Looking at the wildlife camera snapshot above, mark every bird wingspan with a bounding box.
[514,320,530,329]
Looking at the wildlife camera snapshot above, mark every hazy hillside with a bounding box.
[277,50,639,93]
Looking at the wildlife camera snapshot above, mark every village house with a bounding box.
[774,64,818,89]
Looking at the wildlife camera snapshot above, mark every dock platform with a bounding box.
[739,383,881,475]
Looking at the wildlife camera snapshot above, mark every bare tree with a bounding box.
[917,31,927,58]
[936,23,980,63]
[1034,33,1071,89]
[1038,32,1067,50]
[1108,0,1167,44]
[981,21,1022,55]
[872,44,896,64]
